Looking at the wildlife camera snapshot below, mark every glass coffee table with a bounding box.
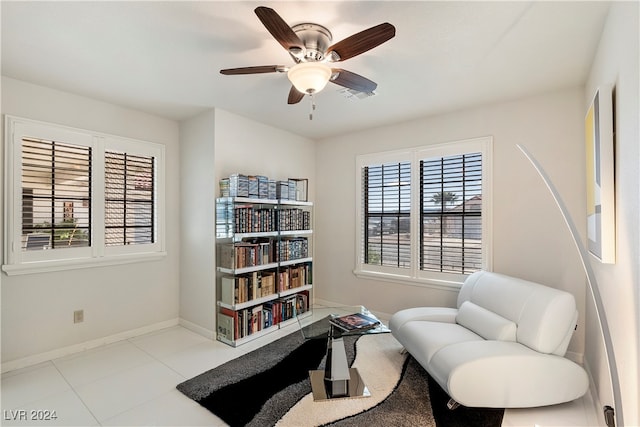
[298,306,391,401]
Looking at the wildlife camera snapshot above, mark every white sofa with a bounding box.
[389,270,589,408]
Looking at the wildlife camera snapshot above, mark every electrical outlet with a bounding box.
[73,310,84,324]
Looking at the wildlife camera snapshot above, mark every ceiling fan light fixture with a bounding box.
[287,62,332,94]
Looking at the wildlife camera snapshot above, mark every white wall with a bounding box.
[1,77,181,364]
[315,87,588,356]
[213,109,316,196]
[179,109,217,336]
[178,108,316,336]
[584,2,640,425]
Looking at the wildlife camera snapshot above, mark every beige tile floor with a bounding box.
[1,323,600,426]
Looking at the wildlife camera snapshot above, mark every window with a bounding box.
[21,137,91,250]
[356,137,492,288]
[363,161,411,268]
[420,152,482,274]
[3,116,166,274]
[105,151,155,246]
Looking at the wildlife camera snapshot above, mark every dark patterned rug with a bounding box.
[176,327,504,427]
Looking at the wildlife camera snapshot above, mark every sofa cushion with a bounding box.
[459,271,578,355]
[389,307,457,333]
[516,287,577,355]
[396,321,483,367]
[455,301,517,341]
[429,340,589,408]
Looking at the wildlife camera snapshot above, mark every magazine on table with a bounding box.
[329,312,380,331]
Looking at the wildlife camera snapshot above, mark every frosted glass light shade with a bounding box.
[287,62,332,94]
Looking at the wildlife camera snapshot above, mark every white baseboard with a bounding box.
[1,318,180,374]
[179,318,215,339]
[313,297,342,307]
[312,298,394,322]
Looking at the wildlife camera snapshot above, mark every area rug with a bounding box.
[176,326,504,427]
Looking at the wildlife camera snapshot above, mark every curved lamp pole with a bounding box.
[517,144,622,427]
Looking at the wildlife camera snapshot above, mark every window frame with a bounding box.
[102,135,165,258]
[3,115,166,275]
[354,136,493,290]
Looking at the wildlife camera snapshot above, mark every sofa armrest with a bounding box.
[429,340,589,408]
[389,307,458,333]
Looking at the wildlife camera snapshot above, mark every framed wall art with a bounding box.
[585,85,615,263]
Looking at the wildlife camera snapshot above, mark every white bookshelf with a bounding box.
[215,195,313,346]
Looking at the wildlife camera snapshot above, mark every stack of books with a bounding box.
[220,174,308,201]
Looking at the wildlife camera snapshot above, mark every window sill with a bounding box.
[2,252,167,276]
[353,268,464,292]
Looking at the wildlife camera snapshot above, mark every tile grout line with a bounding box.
[125,334,197,381]
[50,332,186,425]
[50,360,101,426]
[1,362,78,416]
[77,333,197,425]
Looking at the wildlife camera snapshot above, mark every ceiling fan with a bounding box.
[220,7,396,112]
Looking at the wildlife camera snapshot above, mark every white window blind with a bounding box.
[105,151,155,246]
[355,137,492,289]
[4,116,166,275]
[21,137,91,250]
[362,162,411,268]
[420,152,482,274]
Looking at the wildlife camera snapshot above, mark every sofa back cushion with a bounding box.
[457,271,577,356]
[455,301,517,341]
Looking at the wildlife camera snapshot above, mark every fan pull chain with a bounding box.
[309,93,316,120]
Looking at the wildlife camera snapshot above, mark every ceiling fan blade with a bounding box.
[220,65,285,75]
[326,23,396,62]
[255,7,305,54]
[331,68,378,93]
[288,86,305,104]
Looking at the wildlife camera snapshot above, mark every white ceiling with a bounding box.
[1,1,611,139]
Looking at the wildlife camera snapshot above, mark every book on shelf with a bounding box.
[257,175,269,199]
[277,208,311,232]
[329,312,380,332]
[234,174,249,198]
[248,175,259,198]
[218,239,276,270]
[278,264,311,291]
[279,295,297,322]
[221,270,278,306]
[219,174,309,202]
[278,268,289,292]
[234,205,276,234]
[260,271,276,296]
[219,178,230,198]
[217,244,235,270]
[220,276,235,305]
[277,237,308,262]
[290,267,302,288]
[263,304,274,328]
[276,181,289,200]
[219,303,281,340]
[235,239,274,268]
[263,301,279,325]
[287,179,295,200]
[217,312,235,342]
[218,306,238,340]
[268,180,277,199]
[250,305,262,334]
[296,291,310,315]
